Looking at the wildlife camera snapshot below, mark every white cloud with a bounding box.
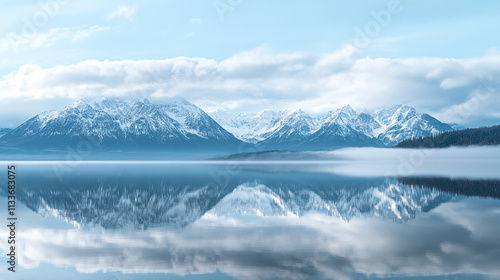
[0,25,110,52]
[0,46,499,127]
[71,25,110,42]
[190,18,202,24]
[106,6,136,21]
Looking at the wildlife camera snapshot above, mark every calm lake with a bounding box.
[1,148,500,280]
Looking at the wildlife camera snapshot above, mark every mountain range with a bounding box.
[0,98,454,151]
[210,103,454,148]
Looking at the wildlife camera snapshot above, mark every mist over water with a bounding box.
[220,146,500,179]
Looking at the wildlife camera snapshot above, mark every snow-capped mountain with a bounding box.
[210,109,291,143]
[212,104,453,148]
[0,98,453,150]
[1,97,241,149]
[373,105,454,145]
[8,179,453,229]
[301,105,384,149]
[257,110,322,146]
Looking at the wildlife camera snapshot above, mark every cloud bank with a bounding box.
[0,46,499,127]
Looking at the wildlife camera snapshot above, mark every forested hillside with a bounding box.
[396,125,500,148]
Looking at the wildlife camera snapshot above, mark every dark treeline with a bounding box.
[398,177,500,199]
[396,125,500,148]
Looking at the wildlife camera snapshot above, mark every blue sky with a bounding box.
[0,0,499,127]
[2,0,499,68]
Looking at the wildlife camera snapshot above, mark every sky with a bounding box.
[0,0,499,128]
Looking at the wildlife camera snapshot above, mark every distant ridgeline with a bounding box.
[396,125,500,148]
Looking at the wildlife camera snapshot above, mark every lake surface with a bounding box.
[1,150,500,280]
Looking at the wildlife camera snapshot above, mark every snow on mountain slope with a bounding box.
[373,105,454,145]
[258,110,322,146]
[211,109,323,147]
[1,98,453,150]
[246,105,384,149]
[210,110,289,143]
[212,104,453,148]
[354,112,383,137]
[323,105,358,126]
[1,97,240,148]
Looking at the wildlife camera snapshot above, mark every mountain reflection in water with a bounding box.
[0,163,499,280]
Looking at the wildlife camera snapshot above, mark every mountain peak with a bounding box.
[323,104,358,126]
[341,104,355,112]
[2,97,240,149]
[395,104,415,112]
[285,109,308,117]
[380,104,416,114]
